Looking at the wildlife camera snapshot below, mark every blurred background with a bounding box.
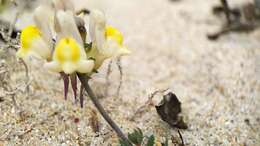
[0,0,259,145]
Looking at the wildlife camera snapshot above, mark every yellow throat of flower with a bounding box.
[20,25,41,53]
[54,38,81,63]
[105,26,123,46]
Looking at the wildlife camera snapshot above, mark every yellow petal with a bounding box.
[105,26,123,46]
[20,25,41,50]
[54,38,81,63]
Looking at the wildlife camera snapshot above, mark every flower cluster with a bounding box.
[16,0,130,107]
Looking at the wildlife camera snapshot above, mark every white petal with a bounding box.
[53,0,75,12]
[56,11,83,46]
[44,61,62,72]
[34,5,54,47]
[95,26,106,51]
[31,37,52,59]
[76,60,94,73]
[89,9,106,48]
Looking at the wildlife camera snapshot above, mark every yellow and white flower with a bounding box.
[16,4,54,60]
[16,25,51,59]
[88,9,130,69]
[45,37,94,74]
[44,11,94,74]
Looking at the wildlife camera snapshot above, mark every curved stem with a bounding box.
[77,73,132,145]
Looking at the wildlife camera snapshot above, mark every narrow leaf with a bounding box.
[146,135,155,146]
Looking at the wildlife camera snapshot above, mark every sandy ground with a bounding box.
[0,0,259,145]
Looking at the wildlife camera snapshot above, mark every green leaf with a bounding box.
[146,135,155,146]
[128,128,144,145]
[119,139,130,146]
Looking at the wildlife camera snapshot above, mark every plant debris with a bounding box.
[129,88,168,121]
[155,92,188,129]
[89,109,100,133]
[177,130,185,146]
[207,0,260,40]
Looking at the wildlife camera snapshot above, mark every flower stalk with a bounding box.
[77,73,132,146]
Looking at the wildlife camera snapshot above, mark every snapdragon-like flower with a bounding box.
[16,0,129,107]
[16,25,50,59]
[46,37,94,74]
[88,10,130,69]
[15,0,132,141]
[16,4,54,60]
[44,11,94,74]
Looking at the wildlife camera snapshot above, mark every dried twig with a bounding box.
[89,108,100,133]
[105,57,124,97]
[129,88,169,121]
[19,59,30,93]
[178,130,185,146]
[221,0,232,25]
[207,22,255,40]
[208,0,259,40]
[4,78,32,95]
[116,57,123,97]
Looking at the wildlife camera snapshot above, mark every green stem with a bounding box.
[77,73,132,146]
